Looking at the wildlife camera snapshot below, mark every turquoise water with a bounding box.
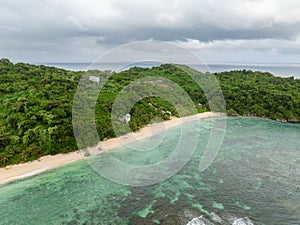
[0,117,300,224]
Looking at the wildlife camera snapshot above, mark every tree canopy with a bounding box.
[0,59,299,166]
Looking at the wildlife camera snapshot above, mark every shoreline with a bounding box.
[0,112,225,185]
[229,113,300,124]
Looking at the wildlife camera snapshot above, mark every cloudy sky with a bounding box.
[1,0,300,63]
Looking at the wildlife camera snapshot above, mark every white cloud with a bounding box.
[0,25,21,32]
[64,16,84,31]
[156,12,184,24]
[177,38,300,53]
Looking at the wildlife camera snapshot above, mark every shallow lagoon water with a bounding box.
[0,117,299,225]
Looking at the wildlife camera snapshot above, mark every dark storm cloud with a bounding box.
[1,0,300,62]
[91,22,300,45]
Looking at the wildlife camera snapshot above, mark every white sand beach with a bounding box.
[0,112,225,185]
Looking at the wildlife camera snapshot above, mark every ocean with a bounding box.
[1,117,300,225]
[42,63,300,79]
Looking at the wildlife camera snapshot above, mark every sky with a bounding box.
[1,0,300,64]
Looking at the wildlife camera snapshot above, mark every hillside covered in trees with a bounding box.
[216,70,300,121]
[0,58,299,166]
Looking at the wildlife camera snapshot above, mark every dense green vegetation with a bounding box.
[0,59,83,165]
[0,59,299,166]
[215,70,300,121]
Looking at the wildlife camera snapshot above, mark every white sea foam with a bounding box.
[232,217,254,225]
[186,212,254,225]
[186,216,210,225]
[210,212,223,223]
[1,167,51,184]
